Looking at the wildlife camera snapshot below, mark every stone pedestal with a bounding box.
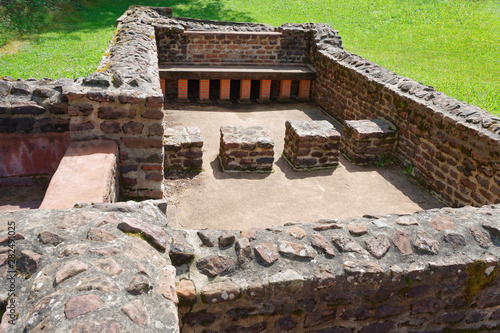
[341,118,398,165]
[219,125,274,172]
[164,126,203,171]
[283,120,340,170]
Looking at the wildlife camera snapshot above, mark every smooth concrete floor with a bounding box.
[166,103,444,230]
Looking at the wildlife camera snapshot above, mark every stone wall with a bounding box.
[310,28,500,207]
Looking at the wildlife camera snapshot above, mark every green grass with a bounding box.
[0,0,499,115]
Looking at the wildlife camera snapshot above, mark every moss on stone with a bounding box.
[465,260,499,305]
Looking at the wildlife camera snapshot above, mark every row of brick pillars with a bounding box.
[174,79,311,102]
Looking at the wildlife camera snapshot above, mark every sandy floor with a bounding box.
[164,103,444,230]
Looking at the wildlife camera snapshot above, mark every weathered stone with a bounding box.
[93,258,123,276]
[29,316,53,333]
[157,265,178,304]
[72,320,120,333]
[431,214,456,231]
[348,223,367,236]
[470,226,491,248]
[68,103,93,116]
[247,277,265,298]
[287,227,306,239]
[310,232,335,257]
[344,260,384,282]
[313,222,343,231]
[219,230,236,247]
[118,218,167,251]
[275,317,297,331]
[483,222,500,239]
[235,238,254,267]
[123,237,167,267]
[313,265,336,289]
[128,275,151,295]
[198,229,216,247]
[375,304,406,318]
[38,230,64,246]
[64,294,104,319]
[33,86,55,98]
[77,276,119,292]
[359,321,395,333]
[177,279,196,305]
[201,279,240,304]
[121,299,150,327]
[414,230,440,254]
[87,89,115,102]
[196,255,234,277]
[411,298,445,314]
[278,240,314,259]
[340,306,369,321]
[396,216,419,226]
[169,230,195,265]
[393,229,413,255]
[58,243,89,257]
[254,241,279,265]
[17,250,42,275]
[240,229,257,240]
[331,230,364,253]
[304,310,336,328]
[54,260,88,285]
[98,106,135,119]
[443,231,467,247]
[365,234,391,259]
[88,246,121,257]
[87,227,117,242]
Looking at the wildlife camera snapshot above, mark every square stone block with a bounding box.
[219,125,274,172]
[283,120,341,170]
[164,126,203,171]
[341,118,398,165]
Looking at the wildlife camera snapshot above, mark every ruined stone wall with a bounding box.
[155,19,314,64]
[310,30,500,207]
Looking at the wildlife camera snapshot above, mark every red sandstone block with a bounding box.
[298,80,311,100]
[220,80,231,101]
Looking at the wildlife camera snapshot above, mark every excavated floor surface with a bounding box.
[164,103,445,230]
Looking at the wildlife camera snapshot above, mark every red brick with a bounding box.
[142,110,164,119]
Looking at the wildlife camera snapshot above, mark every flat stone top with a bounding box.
[221,125,274,146]
[159,64,316,74]
[164,126,202,145]
[286,120,340,141]
[345,118,397,135]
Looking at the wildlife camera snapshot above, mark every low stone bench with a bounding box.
[283,120,341,170]
[219,125,274,172]
[164,126,203,171]
[39,140,118,209]
[341,118,398,165]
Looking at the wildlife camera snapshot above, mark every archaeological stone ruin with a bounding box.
[0,5,499,332]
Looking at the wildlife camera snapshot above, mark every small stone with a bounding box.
[393,229,413,256]
[313,265,336,289]
[17,250,42,275]
[287,227,306,239]
[38,230,64,246]
[247,277,265,298]
[431,214,456,231]
[59,244,89,257]
[390,265,404,281]
[118,218,167,251]
[348,223,367,236]
[240,229,257,240]
[219,230,236,247]
[0,232,24,243]
[469,226,491,248]
[373,218,390,228]
[169,230,195,265]
[121,300,150,327]
[65,294,104,319]
[88,247,121,257]
[414,230,440,254]
[278,240,314,260]
[93,258,123,276]
[254,241,279,265]
[201,279,240,304]
[235,238,254,267]
[87,227,117,242]
[482,222,500,239]
[29,316,52,332]
[128,275,151,295]
[55,260,88,285]
[310,232,335,257]
[197,230,216,247]
[157,265,178,304]
[196,255,234,277]
[136,261,148,275]
[344,260,384,283]
[77,276,119,292]
[396,216,419,226]
[177,279,196,305]
[275,317,297,331]
[365,234,391,259]
[72,320,120,333]
[331,231,364,253]
[313,223,343,231]
[443,231,467,247]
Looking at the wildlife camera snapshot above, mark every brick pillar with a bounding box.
[279,80,292,101]
[239,79,251,103]
[199,79,210,102]
[160,79,166,98]
[220,79,231,102]
[178,79,188,101]
[259,80,271,102]
[298,80,311,100]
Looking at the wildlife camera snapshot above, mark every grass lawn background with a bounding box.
[0,0,498,116]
